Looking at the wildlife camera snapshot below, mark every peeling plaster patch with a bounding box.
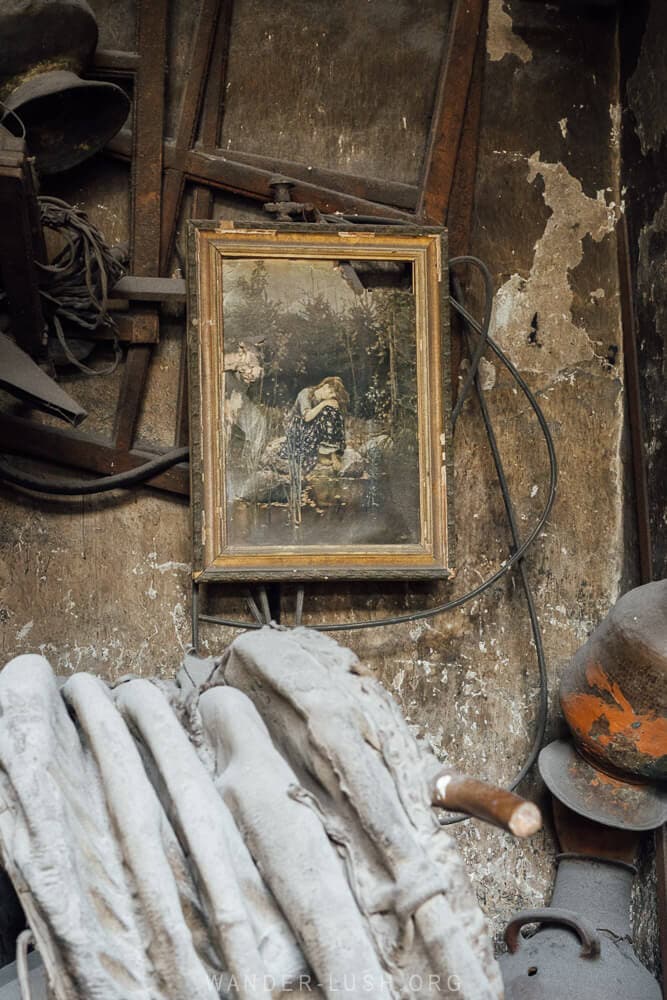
[590,288,605,302]
[408,622,431,643]
[492,152,618,374]
[558,117,568,139]
[16,620,33,641]
[170,602,189,650]
[487,0,532,64]
[609,103,621,151]
[478,358,496,391]
[153,560,190,574]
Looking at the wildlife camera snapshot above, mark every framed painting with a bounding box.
[187,221,452,581]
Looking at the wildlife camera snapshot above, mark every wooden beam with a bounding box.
[108,129,415,220]
[159,0,228,274]
[417,0,486,224]
[113,343,153,452]
[110,276,186,302]
[0,414,189,495]
[92,49,140,75]
[113,0,168,455]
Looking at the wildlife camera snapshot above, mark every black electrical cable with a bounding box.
[0,447,189,495]
[440,274,548,819]
[449,256,494,426]
[198,257,554,805]
[36,197,126,376]
[463,353,548,791]
[321,213,408,226]
[199,263,558,632]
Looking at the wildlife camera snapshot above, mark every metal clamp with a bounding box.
[504,908,601,958]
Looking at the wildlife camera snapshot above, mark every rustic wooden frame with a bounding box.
[188,222,452,581]
[105,0,485,230]
[0,0,486,497]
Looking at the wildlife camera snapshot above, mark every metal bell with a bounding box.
[3,71,129,175]
[0,0,130,174]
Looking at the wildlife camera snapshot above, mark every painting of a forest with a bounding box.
[221,256,421,548]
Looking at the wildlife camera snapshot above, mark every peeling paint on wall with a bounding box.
[492,151,620,374]
[487,0,532,64]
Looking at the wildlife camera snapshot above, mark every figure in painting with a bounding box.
[281,376,349,523]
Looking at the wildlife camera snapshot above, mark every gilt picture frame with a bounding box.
[187,221,452,581]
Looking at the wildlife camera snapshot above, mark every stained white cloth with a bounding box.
[0,629,502,1000]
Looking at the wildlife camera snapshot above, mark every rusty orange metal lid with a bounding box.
[559,580,667,783]
[539,739,667,831]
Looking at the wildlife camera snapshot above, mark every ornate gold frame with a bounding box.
[187,221,452,581]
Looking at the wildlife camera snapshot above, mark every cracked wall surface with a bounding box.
[0,0,653,967]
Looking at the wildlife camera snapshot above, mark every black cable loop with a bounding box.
[199,268,558,632]
[440,276,548,818]
[199,257,555,807]
[35,196,126,375]
[0,229,554,796]
[0,448,189,495]
[449,256,494,425]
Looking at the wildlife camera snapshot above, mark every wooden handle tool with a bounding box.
[431,768,542,838]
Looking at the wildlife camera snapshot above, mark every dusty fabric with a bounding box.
[0,628,502,1000]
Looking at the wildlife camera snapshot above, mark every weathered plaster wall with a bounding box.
[0,0,652,963]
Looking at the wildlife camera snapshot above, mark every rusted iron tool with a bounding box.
[431,767,542,838]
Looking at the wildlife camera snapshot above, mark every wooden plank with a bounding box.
[445,16,485,397]
[179,2,232,445]
[92,49,140,74]
[89,315,160,343]
[0,414,189,495]
[417,0,486,224]
[113,342,152,452]
[446,26,485,257]
[181,147,413,218]
[219,148,418,210]
[108,129,415,220]
[617,214,653,585]
[132,0,167,276]
[113,0,168,454]
[159,0,227,274]
[194,0,233,170]
[110,276,186,302]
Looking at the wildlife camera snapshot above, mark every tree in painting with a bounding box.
[222,258,420,547]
